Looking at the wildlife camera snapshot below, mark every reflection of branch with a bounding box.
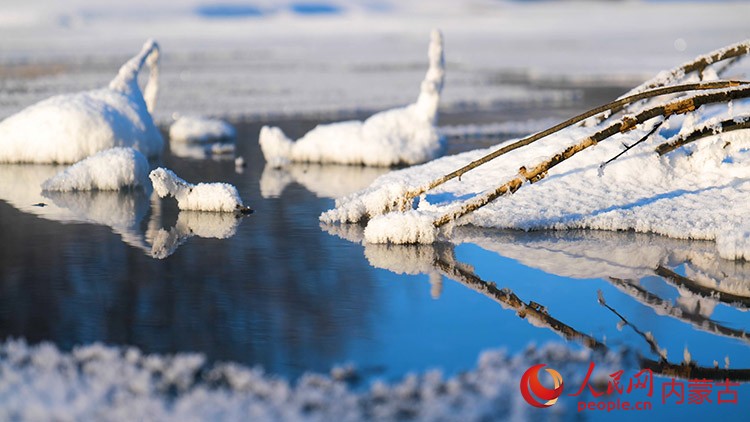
[640,359,750,382]
[608,276,750,344]
[600,288,750,381]
[597,290,666,361]
[655,265,750,309]
[431,246,606,351]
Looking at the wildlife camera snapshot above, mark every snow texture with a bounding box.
[364,211,438,244]
[149,167,247,213]
[0,338,623,422]
[324,62,750,256]
[169,116,236,143]
[259,29,445,167]
[0,39,163,163]
[41,147,149,191]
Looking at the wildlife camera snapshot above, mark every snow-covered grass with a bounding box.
[169,115,236,143]
[0,40,163,163]
[41,147,149,191]
[0,338,623,421]
[149,167,249,213]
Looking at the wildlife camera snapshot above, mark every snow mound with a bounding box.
[149,167,249,213]
[259,29,445,167]
[364,211,438,244]
[41,147,149,191]
[169,116,236,143]
[0,39,163,164]
[0,339,622,422]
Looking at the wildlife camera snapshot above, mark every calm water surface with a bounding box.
[1,103,750,419]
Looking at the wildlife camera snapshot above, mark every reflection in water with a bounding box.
[147,210,243,259]
[0,163,247,259]
[0,164,152,253]
[260,163,388,199]
[168,139,236,161]
[323,223,750,380]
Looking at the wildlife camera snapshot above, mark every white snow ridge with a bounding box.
[259,29,445,167]
[149,167,251,213]
[0,39,163,164]
[41,147,150,191]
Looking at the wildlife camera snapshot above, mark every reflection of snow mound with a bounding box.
[149,167,247,212]
[0,164,150,252]
[0,40,162,163]
[42,147,149,191]
[169,140,236,160]
[0,339,622,421]
[259,30,445,167]
[169,116,236,143]
[148,211,241,259]
[260,163,388,199]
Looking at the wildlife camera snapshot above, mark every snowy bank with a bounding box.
[169,116,236,143]
[259,29,445,167]
[0,339,622,422]
[41,147,149,191]
[0,39,163,163]
[322,46,750,259]
[149,167,250,213]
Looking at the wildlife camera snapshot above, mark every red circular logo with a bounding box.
[520,364,564,408]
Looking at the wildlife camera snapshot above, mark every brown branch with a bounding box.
[655,265,750,309]
[430,85,750,228]
[656,118,750,156]
[393,81,748,213]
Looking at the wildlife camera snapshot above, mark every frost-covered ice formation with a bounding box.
[41,147,149,191]
[149,167,250,213]
[323,61,750,257]
[259,29,445,167]
[0,339,623,421]
[169,115,236,143]
[148,211,242,259]
[0,39,163,164]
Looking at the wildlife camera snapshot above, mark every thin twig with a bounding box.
[600,118,663,171]
[656,118,750,155]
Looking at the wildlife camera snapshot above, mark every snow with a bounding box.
[0,39,163,163]
[149,167,249,213]
[41,147,149,191]
[323,70,750,257]
[258,29,445,167]
[0,338,623,422]
[169,115,236,143]
[364,211,438,244]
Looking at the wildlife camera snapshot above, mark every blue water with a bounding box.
[1,115,749,419]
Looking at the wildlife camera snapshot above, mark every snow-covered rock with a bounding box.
[149,167,250,213]
[259,29,445,167]
[0,39,163,164]
[169,116,236,143]
[41,147,149,191]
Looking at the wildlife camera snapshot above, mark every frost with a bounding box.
[149,167,248,213]
[364,211,438,244]
[41,147,149,191]
[0,339,623,422]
